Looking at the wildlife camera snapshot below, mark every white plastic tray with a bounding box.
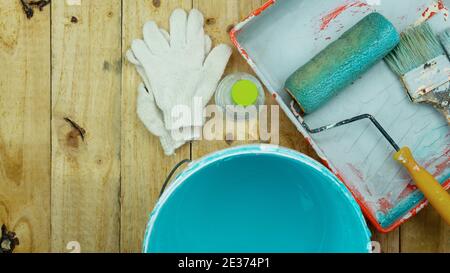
[231,0,450,232]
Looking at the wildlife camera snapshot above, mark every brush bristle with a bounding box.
[385,23,444,76]
[439,28,450,57]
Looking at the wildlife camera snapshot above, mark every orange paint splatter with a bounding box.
[419,0,448,22]
[433,158,449,177]
[321,5,349,30]
[347,163,364,181]
[242,49,249,59]
[423,147,450,178]
[378,198,393,214]
[320,1,368,31]
[353,2,368,8]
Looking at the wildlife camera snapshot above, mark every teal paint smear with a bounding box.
[285,13,400,114]
[143,145,371,253]
[378,125,450,229]
[379,172,450,229]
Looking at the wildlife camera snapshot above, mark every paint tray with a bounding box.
[231,0,450,232]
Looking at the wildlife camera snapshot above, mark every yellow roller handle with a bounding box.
[394,147,450,226]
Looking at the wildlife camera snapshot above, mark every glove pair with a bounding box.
[127,9,232,155]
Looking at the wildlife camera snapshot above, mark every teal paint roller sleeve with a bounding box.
[285,13,400,114]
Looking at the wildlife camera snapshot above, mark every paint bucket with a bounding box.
[143,145,371,253]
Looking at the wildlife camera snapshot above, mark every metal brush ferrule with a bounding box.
[400,55,450,102]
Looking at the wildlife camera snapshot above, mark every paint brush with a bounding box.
[439,28,450,57]
[385,22,450,123]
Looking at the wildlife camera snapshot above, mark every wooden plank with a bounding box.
[51,0,122,253]
[121,0,192,253]
[0,0,443,254]
[192,0,265,158]
[0,0,51,253]
[371,227,400,253]
[400,206,450,253]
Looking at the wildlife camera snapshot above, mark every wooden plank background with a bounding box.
[0,0,448,253]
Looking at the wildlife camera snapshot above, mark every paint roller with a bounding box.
[285,13,450,225]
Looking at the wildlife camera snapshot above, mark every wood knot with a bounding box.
[64,118,86,149]
[206,18,216,25]
[103,61,111,71]
[0,225,19,253]
[103,60,122,74]
[71,16,78,24]
[152,0,161,8]
[20,0,50,19]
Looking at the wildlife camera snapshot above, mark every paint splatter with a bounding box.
[423,147,450,178]
[378,198,392,214]
[347,163,364,181]
[431,149,450,177]
[320,5,349,30]
[320,1,369,31]
[415,0,449,25]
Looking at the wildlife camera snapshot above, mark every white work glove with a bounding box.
[136,83,186,156]
[131,49,201,154]
[131,8,232,130]
[126,29,212,144]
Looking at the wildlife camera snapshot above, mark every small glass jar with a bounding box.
[215,72,265,120]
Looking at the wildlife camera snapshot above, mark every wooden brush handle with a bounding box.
[394,147,450,226]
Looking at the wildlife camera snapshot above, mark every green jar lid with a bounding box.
[231,79,259,107]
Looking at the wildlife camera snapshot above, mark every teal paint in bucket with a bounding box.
[144,145,371,253]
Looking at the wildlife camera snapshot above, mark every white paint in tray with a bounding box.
[234,0,450,229]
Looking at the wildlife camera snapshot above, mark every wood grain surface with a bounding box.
[0,0,51,253]
[121,0,192,253]
[51,0,122,252]
[0,0,448,253]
